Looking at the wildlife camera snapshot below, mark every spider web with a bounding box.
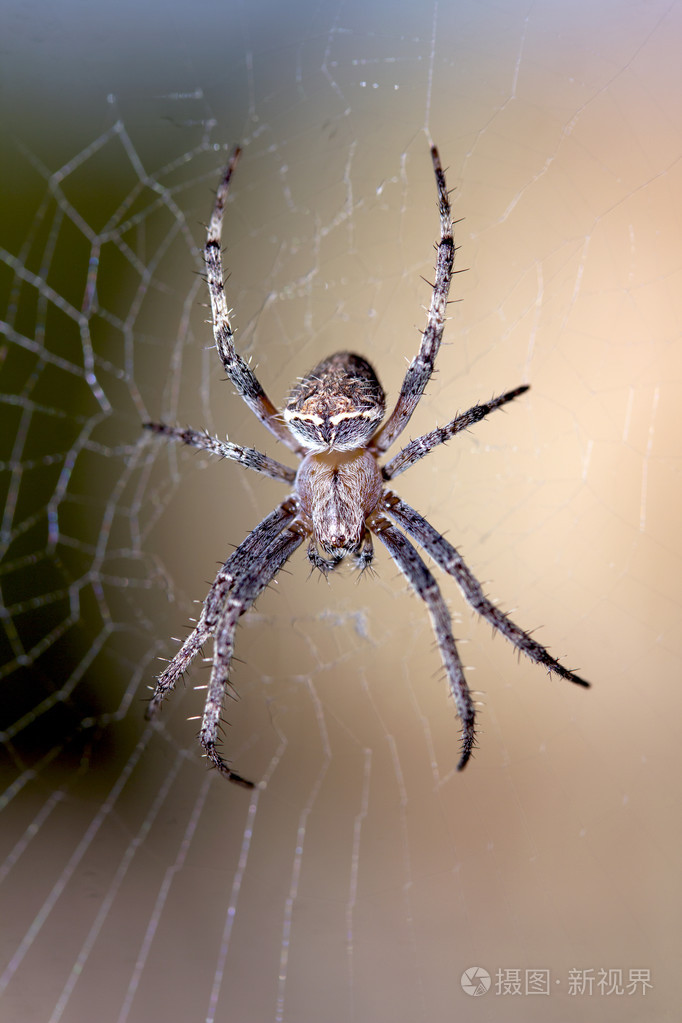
[2,1,681,1021]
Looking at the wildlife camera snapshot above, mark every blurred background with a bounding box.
[1,1,680,1021]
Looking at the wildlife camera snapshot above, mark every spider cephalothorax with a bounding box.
[144,145,589,787]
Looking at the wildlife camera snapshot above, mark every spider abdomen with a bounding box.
[284,351,386,451]
[296,448,383,555]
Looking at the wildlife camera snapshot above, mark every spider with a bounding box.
[144,145,589,788]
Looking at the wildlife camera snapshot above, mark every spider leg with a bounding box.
[143,421,296,483]
[382,385,529,481]
[371,146,456,454]
[383,492,590,688]
[146,499,297,721]
[205,148,306,457]
[371,515,476,770]
[200,524,306,783]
